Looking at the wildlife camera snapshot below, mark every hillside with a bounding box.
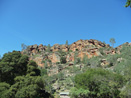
[21,39,131,97]
[1,39,131,98]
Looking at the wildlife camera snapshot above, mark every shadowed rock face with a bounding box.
[22,39,119,67]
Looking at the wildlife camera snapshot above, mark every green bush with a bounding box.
[82,55,88,65]
[70,87,90,98]
[74,68,125,98]
[60,57,66,64]
[40,68,47,76]
[74,58,81,64]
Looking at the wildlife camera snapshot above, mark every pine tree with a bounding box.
[65,40,68,45]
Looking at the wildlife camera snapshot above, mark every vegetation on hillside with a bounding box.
[0,51,53,98]
[1,40,131,98]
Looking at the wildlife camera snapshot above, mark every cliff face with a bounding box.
[22,39,118,67]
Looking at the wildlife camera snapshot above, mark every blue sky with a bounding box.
[0,0,131,56]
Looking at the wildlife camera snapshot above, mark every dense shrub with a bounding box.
[0,51,53,98]
[60,57,67,64]
[72,68,125,98]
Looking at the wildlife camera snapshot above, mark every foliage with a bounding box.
[125,0,131,7]
[87,56,101,68]
[70,87,90,98]
[47,44,51,52]
[110,38,116,47]
[58,50,66,57]
[3,41,131,98]
[106,54,120,67]
[74,58,81,64]
[27,60,41,76]
[0,82,10,98]
[69,50,73,53]
[60,57,67,64]
[0,51,28,84]
[82,55,88,65]
[58,72,64,80]
[74,52,80,64]
[120,83,131,98]
[43,75,55,94]
[40,68,47,76]
[2,75,52,98]
[99,47,105,55]
[65,40,68,45]
[74,68,125,98]
[21,43,27,51]
[44,60,48,69]
[114,45,131,78]
[0,55,2,60]
[0,51,53,98]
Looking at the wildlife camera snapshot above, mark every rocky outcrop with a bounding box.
[22,39,115,67]
[48,53,60,63]
[100,59,109,67]
[105,49,116,55]
[51,44,69,52]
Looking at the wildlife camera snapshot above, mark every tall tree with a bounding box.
[21,43,27,51]
[65,40,68,45]
[0,51,53,98]
[110,38,116,47]
[47,44,51,52]
[0,51,28,84]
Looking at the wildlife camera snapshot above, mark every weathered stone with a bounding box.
[22,39,115,67]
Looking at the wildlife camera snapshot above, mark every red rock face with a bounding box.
[66,53,75,62]
[22,39,117,67]
[105,49,116,55]
[48,53,60,63]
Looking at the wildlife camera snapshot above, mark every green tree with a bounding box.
[110,38,116,47]
[21,43,27,51]
[47,44,51,52]
[125,0,131,7]
[43,75,55,94]
[74,68,125,98]
[0,51,53,98]
[0,51,28,84]
[65,40,68,45]
[27,60,40,76]
[0,55,2,59]
[0,82,10,98]
[2,75,52,98]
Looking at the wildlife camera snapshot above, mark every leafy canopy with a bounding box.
[0,51,53,98]
[125,0,131,7]
[73,68,125,98]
